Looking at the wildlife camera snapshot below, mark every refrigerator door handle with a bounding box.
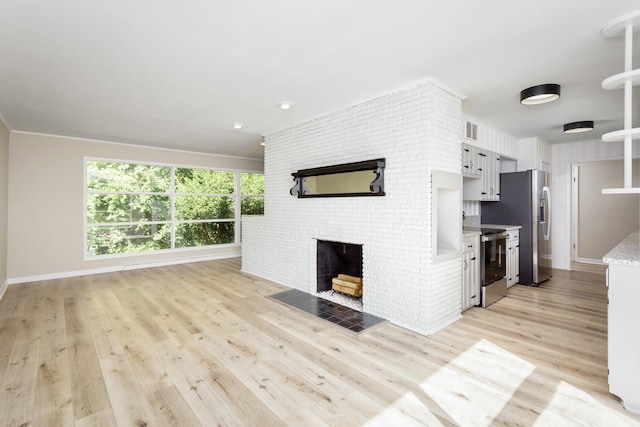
[542,186,551,240]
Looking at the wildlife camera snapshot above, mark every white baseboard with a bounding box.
[575,257,605,265]
[7,251,241,285]
[0,280,8,301]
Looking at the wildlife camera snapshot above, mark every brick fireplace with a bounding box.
[241,79,464,336]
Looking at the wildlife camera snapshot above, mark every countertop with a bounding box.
[462,224,521,236]
[603,230,640,267]
[462,229,481,237]
[481,224,522,231]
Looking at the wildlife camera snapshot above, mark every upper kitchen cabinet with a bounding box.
[519,137,552,172]
[478,149,500,201]
[462,146,501,201]
[461,117,519,201]
[461,143,480,177]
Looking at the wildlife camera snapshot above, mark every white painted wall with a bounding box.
[0,118,9,292]
[577,159,640,262]
[7,132,263,282]
[243,81,464,335]
[552,138,640,270]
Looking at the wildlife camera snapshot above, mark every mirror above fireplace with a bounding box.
[290,158,386,198]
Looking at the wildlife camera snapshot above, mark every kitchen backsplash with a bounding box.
[463,214,481,227]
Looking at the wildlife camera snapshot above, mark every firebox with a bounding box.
[316,240,363,294]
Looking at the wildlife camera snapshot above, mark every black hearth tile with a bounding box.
[326,316,343,324]
[348,324,365,333]
[270,289,385,333]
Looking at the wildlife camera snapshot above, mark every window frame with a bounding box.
[84,157,263,260]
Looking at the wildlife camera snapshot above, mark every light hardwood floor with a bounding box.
[1,259,639,426]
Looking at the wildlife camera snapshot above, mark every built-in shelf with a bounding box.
[602,69,640,90]
[602,127,640,142]
[432,170,462,263]
[602,10,640,37]
[601,10,640,194]
[601,187,640,194]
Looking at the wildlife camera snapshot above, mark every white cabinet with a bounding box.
[607,263,640,414]
[479,151,501,201]
[462,143,480,177]
[518,137,552,172]
[463,146,500,201]
[462,234,480,310]
[506,229,520,287]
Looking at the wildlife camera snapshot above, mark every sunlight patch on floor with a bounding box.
[419,339,535,427]
[533,381,640,427]
[363,391,448,426]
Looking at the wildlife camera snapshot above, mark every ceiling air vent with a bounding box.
[465,121,478,141]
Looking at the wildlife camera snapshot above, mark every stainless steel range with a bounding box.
[480,228,508,307]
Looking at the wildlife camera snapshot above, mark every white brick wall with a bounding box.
[242,80,463,335]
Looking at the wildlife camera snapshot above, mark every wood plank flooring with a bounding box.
[0,258,639,426]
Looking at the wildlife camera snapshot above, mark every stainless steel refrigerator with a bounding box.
[481,170,552,285]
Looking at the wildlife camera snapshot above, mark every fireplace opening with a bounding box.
[316,240,363,310]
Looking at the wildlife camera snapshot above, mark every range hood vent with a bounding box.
[465,121,478,141]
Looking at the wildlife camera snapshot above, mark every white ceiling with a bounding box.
[1,1,639,160]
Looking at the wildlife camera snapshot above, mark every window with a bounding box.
[240,172,265,215]
[85,160,263,257]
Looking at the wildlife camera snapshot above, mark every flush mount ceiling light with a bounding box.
[277,101,293,110]
[520,84,561,105]
[563,121,594,133]
[232,123,244,130]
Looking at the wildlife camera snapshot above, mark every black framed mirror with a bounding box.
[290,158,385,198]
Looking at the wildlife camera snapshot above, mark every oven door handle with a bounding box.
[481,232,509,242]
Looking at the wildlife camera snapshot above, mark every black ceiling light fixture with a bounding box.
[563,120,594,134]
[520,83,561,105]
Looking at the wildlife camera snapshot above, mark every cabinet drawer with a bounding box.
[508,230,519,240]
[462,236,477,253]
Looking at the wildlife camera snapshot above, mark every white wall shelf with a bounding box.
[602,69,640,90]
[602,127,640,142]
[601,10,640,194]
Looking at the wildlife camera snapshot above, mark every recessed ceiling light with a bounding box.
[278,101,293,110]
[520,84,561,105]
[564,121,594,133]
[232,123,244,130]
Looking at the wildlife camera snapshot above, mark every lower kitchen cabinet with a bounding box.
[607,263,640,414]
[506,229,520,287]
[462,234,480,310]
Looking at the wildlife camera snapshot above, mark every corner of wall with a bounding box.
[0,280,8,301]
[0,117,9,289]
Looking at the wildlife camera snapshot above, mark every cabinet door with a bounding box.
[513,239,520,284]
[462,251,472,310]
[462,144,480,176]
[462,236,480,310]
[608,265,640,411]
[506,232,519,287]
[477,150,489,200]
[469,250,479,305]
[493,155,501,200]
[462,143,471,174]
[506,243,514,286]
